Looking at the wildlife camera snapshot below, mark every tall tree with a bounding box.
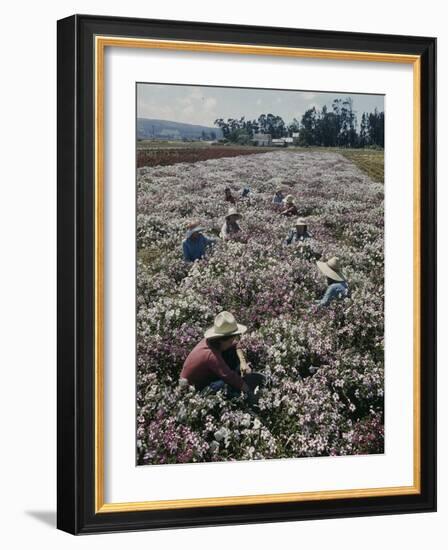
[214,118,230,139]
[316,106,338,146]
[287,118,300,136]
[359,112,368,147]
[299,107,318,146]
[257,114,267,134]
[368,108,384,147]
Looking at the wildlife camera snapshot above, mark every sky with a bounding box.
[137,83,384,128]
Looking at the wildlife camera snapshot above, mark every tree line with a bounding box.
[214,98,384,148]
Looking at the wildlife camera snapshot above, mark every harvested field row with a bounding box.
[136,146,275,168]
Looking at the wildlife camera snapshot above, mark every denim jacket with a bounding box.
[319,281,349,306]
[272,193,284,204]
[182,235,215,262]
[284,229,311,245]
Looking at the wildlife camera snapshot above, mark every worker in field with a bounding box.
[182,221,216,262]
[281,194,298,217]
[224,187,237,205]
[285,218,312,245]
[220,207,244,241]
[316,256,350,306]
[272,187,285,209]
[180,311,253,397]
[240,186,251,199]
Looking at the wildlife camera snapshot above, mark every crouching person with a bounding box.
[281,195,299,217]
[224,187,237,205]
[180,311,252,398]
[272,187,285,210]
[285,218,312,245]
[316,256,350,307]
[220,207,244,241]
[182,221,215,263]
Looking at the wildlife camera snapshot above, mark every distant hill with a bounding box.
[137,118,223,140]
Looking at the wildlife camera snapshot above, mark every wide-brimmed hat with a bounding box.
[295,218,307,227]
[225,207,241,220]
[272,178,283,192]
[283,194,294,204]
[204,311,247,340]
[185,221,205,238]
[316,256,345,282]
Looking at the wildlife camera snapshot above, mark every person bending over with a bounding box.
[281,195,298,217]
[316,256,350,307]
[224,187,236,205]
[272,187,285,209]
[285,218,312,245]
[182,221,215,262]
[220,207,244,241]
[180,311,252,397]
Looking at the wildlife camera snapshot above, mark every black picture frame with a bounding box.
[57,14,436,535]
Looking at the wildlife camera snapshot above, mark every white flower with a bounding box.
[209,441,220,453]
[213,428,229,442]
[240,414,251,428]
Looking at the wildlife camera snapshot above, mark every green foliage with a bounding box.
[214,99,384,149]
[338,149,384,183]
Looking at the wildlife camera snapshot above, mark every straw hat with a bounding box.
[316,256,345,282]
[283,194,294,204]
[295,218,307,227]
[204,311,247,339]
[185,221,205,238]
[225,207,241,220]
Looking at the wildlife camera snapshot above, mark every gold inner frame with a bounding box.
[94,36,421,513]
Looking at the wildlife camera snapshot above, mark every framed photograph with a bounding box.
[57,14,436,534]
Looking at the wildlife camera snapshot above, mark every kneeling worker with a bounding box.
[285,218,312,245]
[182,220,215,262]
[316,256,350,306]
[220,207,243,241]
[180,311,252,396]
[281,195,299,217]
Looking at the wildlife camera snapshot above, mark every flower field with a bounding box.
[136,150,384,465]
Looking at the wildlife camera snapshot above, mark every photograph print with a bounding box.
[136,83,385,466]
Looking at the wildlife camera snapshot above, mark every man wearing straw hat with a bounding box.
[316,256,350,307]
[180,311,254,397]
[281,194,298,217]
[182,220,216,263]
[285,218,312,245]
[220,207,243,241]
